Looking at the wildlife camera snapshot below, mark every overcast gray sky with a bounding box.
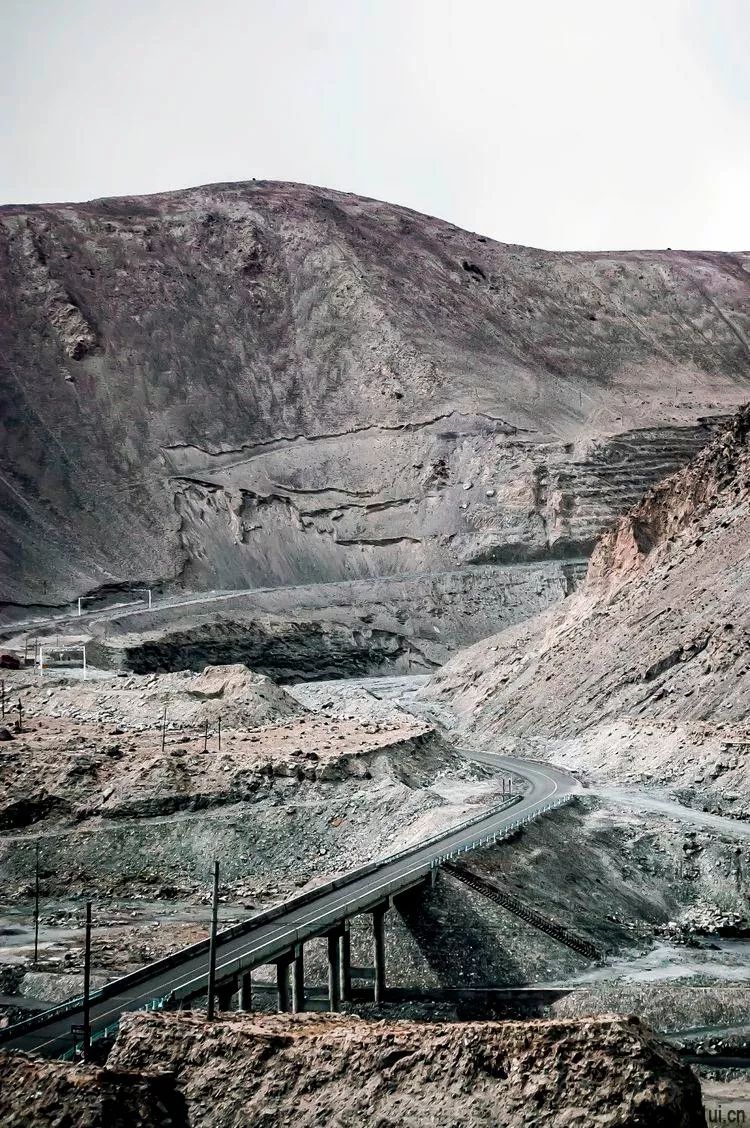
[2,0,748,250]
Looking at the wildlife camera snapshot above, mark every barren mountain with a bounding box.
[2,181,748,638]
[426,407,750,808]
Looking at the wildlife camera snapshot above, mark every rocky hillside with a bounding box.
[102,1011,703,1127]
[0,1013,704,1126]
[0,666,501,899]
[1,181,748,615]
[426,408,750,806]
[0,1052,182,1128]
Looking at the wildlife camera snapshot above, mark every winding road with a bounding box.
[3,673,745,1061]
[0,753,576,1058]
[0,563,558,639]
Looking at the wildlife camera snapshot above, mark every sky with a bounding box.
[1,0,748,250]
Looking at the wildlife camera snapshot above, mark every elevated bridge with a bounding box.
[0,756,577,1058]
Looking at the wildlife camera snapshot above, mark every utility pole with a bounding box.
[33,842,40,966]
[161,707,167,754]
[82,901,92,1059]
[203,719,209,754]
[207,861,219,1020]
[218,716,221,752]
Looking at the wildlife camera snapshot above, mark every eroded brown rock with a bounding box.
[99,1010,704,1127]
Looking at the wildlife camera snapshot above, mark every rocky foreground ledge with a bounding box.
[1,1012,703,1127]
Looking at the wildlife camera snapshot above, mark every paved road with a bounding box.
[1,561,583,639]
[0,755,576,1058]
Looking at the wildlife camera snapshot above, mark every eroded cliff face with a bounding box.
[0,1014,704,1127]
[0,1052,183,1128]
[425,408,750,807]
[97,1011,704,1128]
[1,181,748,609]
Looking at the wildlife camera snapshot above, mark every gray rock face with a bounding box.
[1,181,748,615]
[93,561,584,678]
[425,408,750,808]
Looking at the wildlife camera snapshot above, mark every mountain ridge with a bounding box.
[2,180,748,622]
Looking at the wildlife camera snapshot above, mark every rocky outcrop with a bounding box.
[100,1010,704,1127]
[0,1052,183,1128]
[0,685,499,896]
[0,683,440,831]
[424,407,750,805]
[1,181,748,613]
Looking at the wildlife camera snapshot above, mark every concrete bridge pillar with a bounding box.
[292,944,305,1013]
[327,930,342,1011]
[216,980,235,1012]
[276,958,291,1013]
[339,925,352,1002]
[237,970,253,1012]
[372,904,389,1006]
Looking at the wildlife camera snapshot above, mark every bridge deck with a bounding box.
[0,755,575,1057]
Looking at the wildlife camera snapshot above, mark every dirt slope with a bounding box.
[426,407,750,806]
[13,662,303,729]
[2,180,748,612]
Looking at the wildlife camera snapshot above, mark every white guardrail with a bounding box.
[33,791,576,1059]
[139,794,576,1010]
[430,794,573,867]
